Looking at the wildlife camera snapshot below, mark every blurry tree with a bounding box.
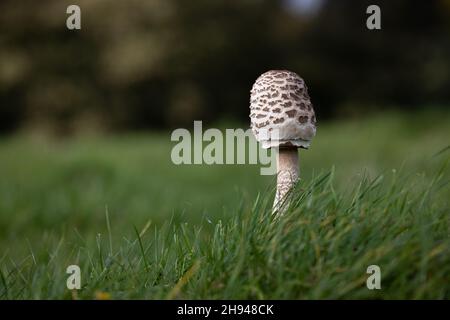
[0,0,449,134]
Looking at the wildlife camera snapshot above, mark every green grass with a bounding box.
[0,111,449,299]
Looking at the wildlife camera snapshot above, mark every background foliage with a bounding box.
[1,0,449,134]
[0,1,449,299]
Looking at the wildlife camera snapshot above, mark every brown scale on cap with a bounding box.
[249,70,316,149]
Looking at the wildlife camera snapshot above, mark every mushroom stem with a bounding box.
[273,147,299,213]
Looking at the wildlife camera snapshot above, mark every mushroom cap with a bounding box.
[250,70,316,149]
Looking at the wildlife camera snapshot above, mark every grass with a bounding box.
[0,111,449,299]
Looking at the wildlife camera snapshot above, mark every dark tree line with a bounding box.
[0,0,449,134]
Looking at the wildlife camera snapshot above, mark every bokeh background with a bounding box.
[1,0,449,135]
[0,0,449,270]
[0,0,450,299]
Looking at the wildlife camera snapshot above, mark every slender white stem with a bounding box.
[273,148,299,214]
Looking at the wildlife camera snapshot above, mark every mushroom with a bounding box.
[249,70,316,213]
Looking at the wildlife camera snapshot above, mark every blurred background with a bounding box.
[1,1,450,299]
[0,0,449,253]
[0,0,449,135]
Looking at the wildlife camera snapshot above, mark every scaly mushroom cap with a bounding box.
[250,70,316,149]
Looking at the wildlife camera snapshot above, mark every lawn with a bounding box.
[0,110,449,299]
